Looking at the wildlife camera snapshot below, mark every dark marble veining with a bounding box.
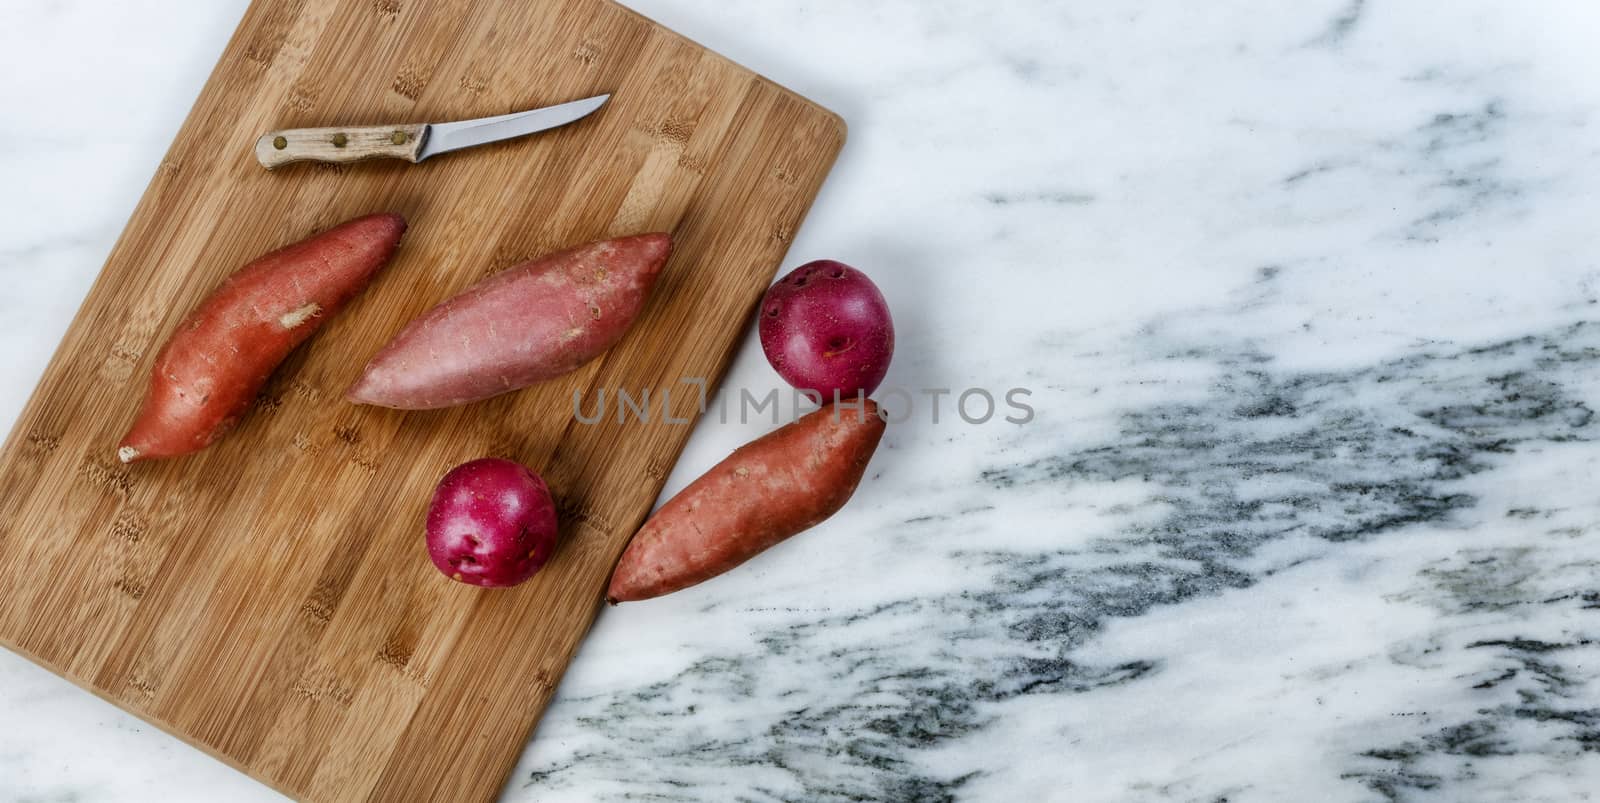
[521,320,1600,801]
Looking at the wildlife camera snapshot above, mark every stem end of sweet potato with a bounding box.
[116,446,140,464]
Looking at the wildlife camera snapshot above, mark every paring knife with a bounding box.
[254,93,610,169]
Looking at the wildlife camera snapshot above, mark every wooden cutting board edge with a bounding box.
[0,1,845,800]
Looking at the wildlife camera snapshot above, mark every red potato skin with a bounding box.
[426,458,559,588]
[607,400,886,603]
[117,213,407,463]
[760,260,894,400]
[345,233,672,410]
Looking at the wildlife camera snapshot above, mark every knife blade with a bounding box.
[254,94,610,170]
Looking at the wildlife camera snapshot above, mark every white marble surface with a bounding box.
[5,0,1600,800]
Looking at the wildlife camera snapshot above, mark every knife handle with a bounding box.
[254,124,428,169]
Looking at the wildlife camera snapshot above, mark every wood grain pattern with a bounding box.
[0,1,843,800]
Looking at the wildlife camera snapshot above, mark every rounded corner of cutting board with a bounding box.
[766,78,849,152]
[600,0,847,154]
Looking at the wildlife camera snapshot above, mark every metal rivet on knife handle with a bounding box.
[391,131,408,145]
[272,136,287,150]
[331,133,349,147]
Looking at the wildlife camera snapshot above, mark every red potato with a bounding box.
[426,457,559,588]
[346,233,671,410]
[117,213,407,463]
[759,260,894,401]
[607,400,886,603]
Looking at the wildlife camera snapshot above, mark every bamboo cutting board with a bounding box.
[0,1,842,800]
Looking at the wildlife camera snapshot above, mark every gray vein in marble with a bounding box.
[521,316,1600,801]
[981,191,1096,207]
[1305,0,1366,48]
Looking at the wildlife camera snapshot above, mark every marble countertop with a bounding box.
[5,0,1600,800]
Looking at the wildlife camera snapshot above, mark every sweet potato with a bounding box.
[607,400,886,602]
[345,233,671,410]
[117,213,407,463]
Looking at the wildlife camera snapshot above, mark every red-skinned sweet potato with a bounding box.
[117,213,406,463]
[607,400,886,602]
[345,233,671,410]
